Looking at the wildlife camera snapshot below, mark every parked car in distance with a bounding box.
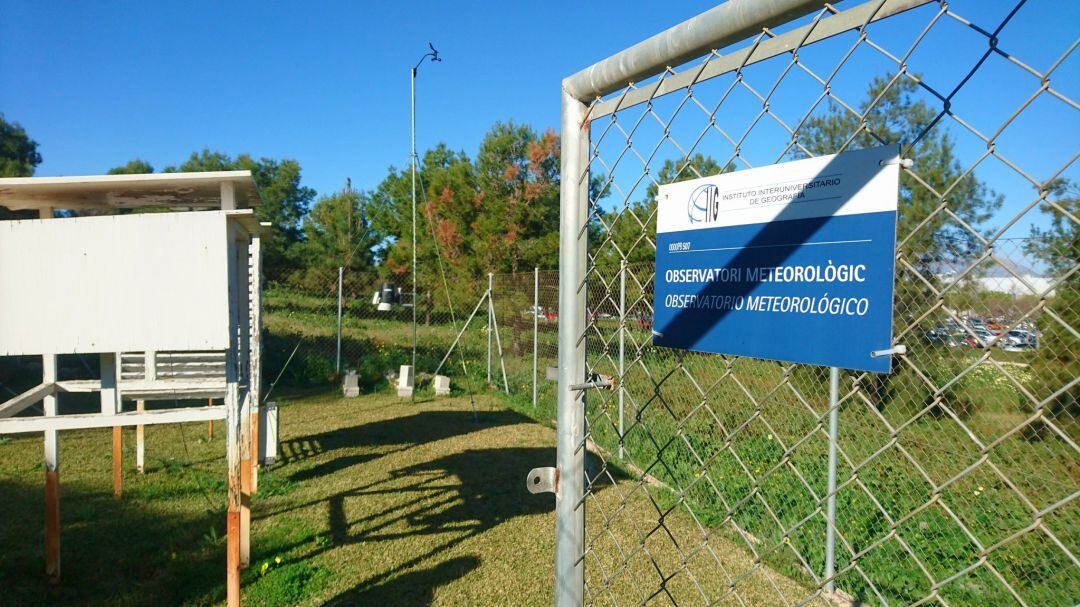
[1002,329,1038,351]
[924,329,965,348]
[971,328,997,347]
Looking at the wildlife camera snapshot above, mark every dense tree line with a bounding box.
[0,117,564,288]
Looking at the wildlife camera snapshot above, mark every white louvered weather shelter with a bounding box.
[0,171,267,606]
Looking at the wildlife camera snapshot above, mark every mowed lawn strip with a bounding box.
[0,392,819,606]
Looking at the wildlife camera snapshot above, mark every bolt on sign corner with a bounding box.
[653,145,901,373]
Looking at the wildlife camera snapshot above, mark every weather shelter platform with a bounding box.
[0,171,266,607]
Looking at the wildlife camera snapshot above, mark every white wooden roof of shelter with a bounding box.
[0,171,261,211]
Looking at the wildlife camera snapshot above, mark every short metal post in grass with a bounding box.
[336,266,343,373]
[487,272,493,385]
[619,259,626,460]
[825,366,840,593]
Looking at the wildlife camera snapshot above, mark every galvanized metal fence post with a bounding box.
[487,272,493,384]
[825,366,840,593]
[533,266,539,408]
[335,266,343,373]
[618,259,626,460]
[555,87,589,607]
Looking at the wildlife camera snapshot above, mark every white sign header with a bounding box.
[657,146,900,234]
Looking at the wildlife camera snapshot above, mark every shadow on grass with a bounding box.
[0,478,225,606]
[309,446,556,602]
[258,405,601,602]
[278,409,533,470]
[329,446,556,544]
[322,555,481,606]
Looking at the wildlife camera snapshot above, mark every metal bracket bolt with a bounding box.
[870,344,907,358]
[569,373,618,392]
[879,158,914,168]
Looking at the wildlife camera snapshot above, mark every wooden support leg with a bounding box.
[239,393,252,568]
[136,400,145,474]
[225,375,241,605]
[45,469,60,584]
[240,455,251,568]
[112,426,122,498]
[227,507,240,607]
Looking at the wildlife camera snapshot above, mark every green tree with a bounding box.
[1027,180,1079,275]
[371,123,564,283]
[107,159,154,174]
[788,75,1004,411]
[294,184,382,290]
[471,122,563,355]
[166,149,315,281]
[472,121,561,274]
[800,76,1001,265]
[366,123,567,327]
[1025,179,1079,439]
[798,75,1002,330]
[368,144,479,291]
[0,114,42,219]
[0,114,41,178]
[601,153,731,265]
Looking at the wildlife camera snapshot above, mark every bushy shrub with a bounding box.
[286,352,337,387]
[867,358,1025,422]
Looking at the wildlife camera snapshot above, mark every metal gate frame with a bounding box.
[554,0,1078,605]
[557,4,864,601]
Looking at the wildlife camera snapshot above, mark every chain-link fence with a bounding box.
[260,267,561,407]
[488,270,561,409]
[555,1,1078,606]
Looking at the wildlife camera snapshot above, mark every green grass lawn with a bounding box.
[259,287,1077,607]
[0,390,826,606]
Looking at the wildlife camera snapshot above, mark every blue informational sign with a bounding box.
[652,146,901,373]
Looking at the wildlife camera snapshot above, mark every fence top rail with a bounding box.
[562,0,829,102]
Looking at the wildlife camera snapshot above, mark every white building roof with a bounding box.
[0,171,261,211]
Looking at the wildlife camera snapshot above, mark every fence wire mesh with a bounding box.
[260,268,560,408]
[566,2,1078,606]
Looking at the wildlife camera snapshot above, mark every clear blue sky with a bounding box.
[2,1,1076,245]
[1,1,717,192]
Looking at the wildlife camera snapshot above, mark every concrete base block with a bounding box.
[434,375,451,396]
[397,365,415,398]
[259,402,279,465]
[343,371,359,397]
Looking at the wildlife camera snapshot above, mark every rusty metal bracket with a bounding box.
[526,466,558,494]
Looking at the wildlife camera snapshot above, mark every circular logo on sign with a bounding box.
[687,184,719,224]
